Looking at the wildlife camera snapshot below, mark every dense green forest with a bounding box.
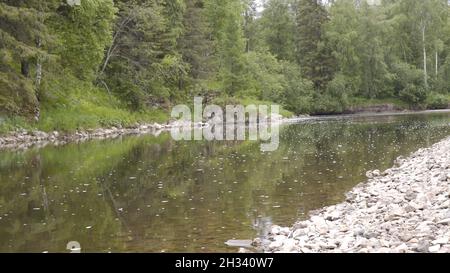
[1,0,450,133]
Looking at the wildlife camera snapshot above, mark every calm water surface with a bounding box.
[1,111,450,252]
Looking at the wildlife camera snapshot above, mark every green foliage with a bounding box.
[244,51,284,101]
[206,0,247,95]
[0,1,57,118]
[296,0,335,89]
[259,0,296,61]
[178,0,212,82]
[50,0,116,81]
[0,72,37,116]
[311,95,345,115]
[0,115,32,135]
[101,0,188,109]
[280,61,314,115]
[391,62,424,91]
[426,92,449,109]
[399,84,427,107]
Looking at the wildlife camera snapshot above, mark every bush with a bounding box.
[391,62,423,94]
[310,74,350,115]
[311,94,346,115]
[398,84,427,107]
[426,92,449,109]
[244,51,285,102]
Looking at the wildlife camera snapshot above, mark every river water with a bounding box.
[1,111,450,252]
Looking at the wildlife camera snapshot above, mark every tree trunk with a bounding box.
[422,25,428,88]
[36,37,42,87]
[435,50,438,79]
[21,60,30,78]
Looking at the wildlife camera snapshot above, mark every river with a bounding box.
[1,111,450,252]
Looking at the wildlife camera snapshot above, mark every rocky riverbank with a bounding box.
[0,120,206,150]
[254,136,450,253]
[0,115,300,150]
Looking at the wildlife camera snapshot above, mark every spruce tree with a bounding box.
[296,0,334,89]
[178,0,212,82]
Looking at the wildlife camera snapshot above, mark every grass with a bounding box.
[36,106,169,133]
[0,116,34,135]
[0,107,169,135]
[0,75,170,135]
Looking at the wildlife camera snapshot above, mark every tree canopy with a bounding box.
[1,0,450,124]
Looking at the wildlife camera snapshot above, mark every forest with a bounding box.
[1,0,450,132]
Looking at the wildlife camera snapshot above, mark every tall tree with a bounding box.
[100,0,187,109]
[387,0,448,89]
[259,0,296,61]
[358,1,392,98]
[51,0,116,81]
[296,0,334,89]
[177,0,212,83]
[206,0,247,95]
[325,0,361,91]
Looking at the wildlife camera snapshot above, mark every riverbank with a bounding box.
[0,115,302,150]
[0,122,172,150]
[254,136,450,253]
[3,109,450,150]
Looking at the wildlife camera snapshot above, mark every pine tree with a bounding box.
[259,0,296,61]
[296,0,334,89]
[178,0,212,82]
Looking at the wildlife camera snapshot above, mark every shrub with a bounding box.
[426,92,449,109]
[398,84,427,107]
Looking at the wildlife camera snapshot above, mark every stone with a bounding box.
[363,231,379,239]
[404,205,416,213]
[268,240,283,250]
[325,211,341,221]
[399,234,413,242]
[429,245,441,253]
[270,225,281,235]
[281,239,297,252]
[353,228,365,237]
[279,227,291,235]
[292,229,307,239]
[273,235,287,242]
[432,237,449,245]
[414,240,430,253]
[225,240,253,248]
[437,218,450,225]
[395,243,409,253]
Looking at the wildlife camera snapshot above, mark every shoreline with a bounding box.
[253,136,450,253]
[0,116,304,150]
[1,109,450,150]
